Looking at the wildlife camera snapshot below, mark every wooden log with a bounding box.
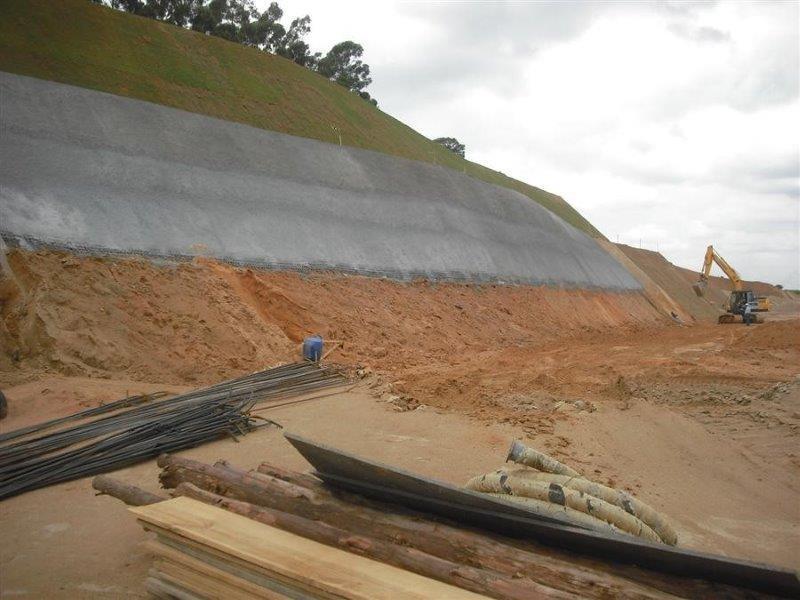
[254,461,322,489]
[93,475,166,506]
[157,454,672,598]
[175,482,564,600]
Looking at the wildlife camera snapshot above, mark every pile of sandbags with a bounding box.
[465,440,677,546]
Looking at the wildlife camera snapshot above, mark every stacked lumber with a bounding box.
[97,454,767,598]
[152,455,565,598]
[133,496,485,599]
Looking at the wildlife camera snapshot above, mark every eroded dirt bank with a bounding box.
[2,250,797,458]
[0,249,665,388]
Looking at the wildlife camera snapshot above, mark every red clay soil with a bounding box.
[3,248,797,444]
[0,249,665,389]
[398,318,800,435]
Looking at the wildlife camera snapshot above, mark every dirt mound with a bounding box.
[616,245,721,321]
[3,249,796,449]
[0,251,297,384]
[1,250,666,386]
[395,319,800,434]
[614,244,793,322]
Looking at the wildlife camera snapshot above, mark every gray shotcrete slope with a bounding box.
[0,72,639,290]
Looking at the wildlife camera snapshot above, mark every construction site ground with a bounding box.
[1,250,799,598]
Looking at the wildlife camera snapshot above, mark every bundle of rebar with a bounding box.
[0,363,344,500]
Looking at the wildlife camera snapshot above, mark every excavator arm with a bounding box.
[693,245,743,296]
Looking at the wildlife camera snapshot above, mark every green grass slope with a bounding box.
[0,0,602,238]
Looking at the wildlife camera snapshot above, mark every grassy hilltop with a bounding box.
[0,0,602,237]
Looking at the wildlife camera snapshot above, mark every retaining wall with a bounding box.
[0,72,639,290]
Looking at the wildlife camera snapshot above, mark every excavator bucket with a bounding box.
[692,280,707,297]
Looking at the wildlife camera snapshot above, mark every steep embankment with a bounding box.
[0,250,664,386]
[616,245,790,321]
[0,0,600,238]
[0,72,636,288]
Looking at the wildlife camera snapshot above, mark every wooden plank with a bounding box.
[148,528,342,600]
[153,562,265,600]
[131,498,488,600]
[146,540,291,600]
[146,575,203,600]
[153,556,268,600]
[143,517,486,600]
[145,522,480,600]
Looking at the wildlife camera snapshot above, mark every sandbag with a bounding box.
[466,471,661,543]
[504,442,677,545]
[506,440,580,477]
[505,469,677,546]
[482,492,631,536]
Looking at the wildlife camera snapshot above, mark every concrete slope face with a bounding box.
[0,72,639,290]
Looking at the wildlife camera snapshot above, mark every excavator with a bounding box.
[692,245,770,324]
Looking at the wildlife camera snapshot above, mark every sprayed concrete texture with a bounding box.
[0,72,639,290]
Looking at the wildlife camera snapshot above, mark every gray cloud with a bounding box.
[667,22,730,43]
[374,2,636,103]
[747,157,800,181]
[658,0,719,18]
[371,0,798,140]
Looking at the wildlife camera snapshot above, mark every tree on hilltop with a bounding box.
[316,41,372,93]
[96,0,376,102]
[276,16,320,68]
[433,137,466,158]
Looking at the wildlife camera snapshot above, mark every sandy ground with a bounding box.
[1,360,798,597]
[0,387,546,599]
[1,249,799,597]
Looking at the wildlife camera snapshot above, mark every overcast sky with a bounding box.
[264,0,799,288]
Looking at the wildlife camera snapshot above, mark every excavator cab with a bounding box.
[719,291,756,324]
[726,290,754,314]
[719,291,769,324]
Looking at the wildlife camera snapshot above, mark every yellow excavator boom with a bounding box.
[693,245,743,296]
